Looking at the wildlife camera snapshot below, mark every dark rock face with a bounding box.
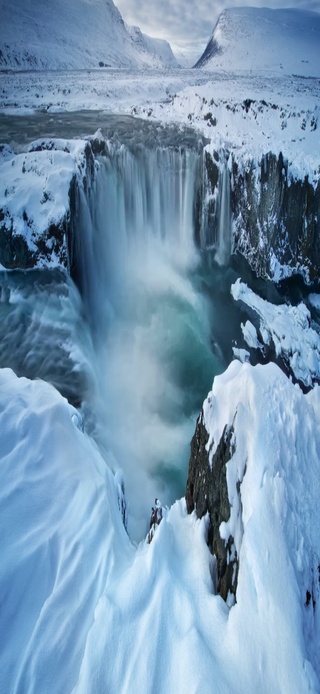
[232,152,320,282]
[0,141,95,274]
[147,498,164,544]
[194,149,221,249]
[203,149,320,282]
[0,215,69,271]
[193,37,222,69]
[186,412,239,602]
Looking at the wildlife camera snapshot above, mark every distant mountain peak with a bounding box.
[194,7,320,76]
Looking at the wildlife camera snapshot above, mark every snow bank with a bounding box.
[232,278,320,388]
[0,368,133,693]
[0,139,92,270]
[201,360,320,690]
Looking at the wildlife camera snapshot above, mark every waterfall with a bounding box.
[197,153,232,266]
[215,159,231,266]
[74,142,219,540]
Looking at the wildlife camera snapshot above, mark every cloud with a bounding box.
[116,0,320,41]
[116,0,320,58]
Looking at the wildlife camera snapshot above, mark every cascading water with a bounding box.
[76,142,224,540]
[198,152,232,266]
[215,159,231,266]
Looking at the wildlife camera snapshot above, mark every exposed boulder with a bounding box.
[147,498,165,544]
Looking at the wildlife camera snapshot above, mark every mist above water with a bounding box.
[75,144,226,539]
[0,113,244,542]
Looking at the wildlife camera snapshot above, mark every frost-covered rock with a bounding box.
[232,278,320,389]
[186,413,238,602]
[231,151,320,283]
[185,360,320,684]
[0,138,95,271]
[200,147,320,282]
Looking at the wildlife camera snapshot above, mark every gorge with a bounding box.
[1,112,320,554]
[1,16,320,686]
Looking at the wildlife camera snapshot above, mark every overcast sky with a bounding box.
[115,0,320,63]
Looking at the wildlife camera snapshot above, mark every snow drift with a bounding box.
[195,7,320,77]
[1,362,320,692]
[0,0,178,70]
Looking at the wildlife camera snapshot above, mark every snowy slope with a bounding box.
[125,24,177,67]
[195,7,320,76]
[0,368,134,693]
[0,0,178,70]
[1,363,320,692]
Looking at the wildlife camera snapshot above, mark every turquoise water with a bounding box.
[78,149,225,539]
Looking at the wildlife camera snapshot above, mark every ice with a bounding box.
[241,320,261,349]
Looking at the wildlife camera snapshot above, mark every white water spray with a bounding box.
[77,144,219,540]
[215,159,231,266]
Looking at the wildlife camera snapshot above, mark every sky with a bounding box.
[115,0,320,64]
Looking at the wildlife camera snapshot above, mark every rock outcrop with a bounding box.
[0,139,95,275]
[232,152,320,282]
[202,148,320,283]
[186,412,239,602]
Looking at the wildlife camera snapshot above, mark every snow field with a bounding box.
[197,8,320,77]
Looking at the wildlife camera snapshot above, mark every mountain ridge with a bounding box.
[0,0,178,70]
[195,7,320,76]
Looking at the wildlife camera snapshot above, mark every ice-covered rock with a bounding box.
[0,138,94,271]
[232,278,320,389]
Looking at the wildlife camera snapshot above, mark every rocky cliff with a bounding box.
[202,148,320,283]
[0,139,95,274]
[186,411,239,602]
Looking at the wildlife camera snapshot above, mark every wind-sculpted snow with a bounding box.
[0,368,134,693]
[0,0,177,70]
[1,363,319,692]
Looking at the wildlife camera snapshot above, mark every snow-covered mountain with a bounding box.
[0,0,178,70]
[195,7,320,76]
